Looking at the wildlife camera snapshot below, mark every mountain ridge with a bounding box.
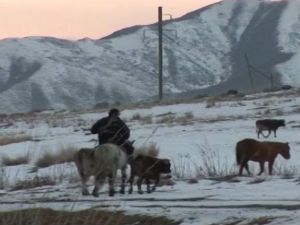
[0,0,299,114]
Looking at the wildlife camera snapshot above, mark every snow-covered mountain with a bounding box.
[0,0,299,114]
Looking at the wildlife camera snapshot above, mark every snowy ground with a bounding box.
[0,89,299,225]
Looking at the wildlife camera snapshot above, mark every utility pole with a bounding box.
[245,54,254,91]
[158,6,163,101]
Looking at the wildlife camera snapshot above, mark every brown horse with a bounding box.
[236,138,290,176]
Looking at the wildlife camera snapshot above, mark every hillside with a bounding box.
[0,0,299,114]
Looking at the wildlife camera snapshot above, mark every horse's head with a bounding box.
[121,140,135,155]
[279,120,286,127]
[281,142,290,159]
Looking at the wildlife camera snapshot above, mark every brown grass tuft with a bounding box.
[35,146,79,168]
[1,153,31,166]
[11,176,56,191]
[0,135,33,146]
[134,143,160,157]
[131,113,153,124]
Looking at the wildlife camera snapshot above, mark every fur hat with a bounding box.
[108,108,120,117]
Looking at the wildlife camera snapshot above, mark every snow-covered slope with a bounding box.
[0,0,299,114]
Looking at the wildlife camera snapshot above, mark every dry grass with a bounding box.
[156,112,195,125]
[0,208,179,225]
[130,113,153,124]
[35,145,79,168]
[1,152,31,166]
[156,114,177,124]
[171,143,237,179]
[0,135,33,146]
[273,164,299,178]
[134,143,160,158]
[193,144,236,178]
[171,154,194,179]
[11,176,56,191]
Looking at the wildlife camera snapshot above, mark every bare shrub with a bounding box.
[134,143,159,157]
[1,152,31,166]
[273,164,299,178]
[35,145,79,168]
[0,135,33,146]
[171,154,194,179]
[11,175,56,191]
[192,144,236,178]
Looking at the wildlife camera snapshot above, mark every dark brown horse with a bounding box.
[236,138,290,176]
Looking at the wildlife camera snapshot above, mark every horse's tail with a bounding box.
[236,142,242,165]
[74,148,94,178]
[74,150,84,178]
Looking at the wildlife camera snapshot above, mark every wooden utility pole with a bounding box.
[245,54,254,91]
[158,6,163,100]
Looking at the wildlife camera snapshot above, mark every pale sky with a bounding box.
[0,0,221,40]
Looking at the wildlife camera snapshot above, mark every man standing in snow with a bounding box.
[90,108,130,145]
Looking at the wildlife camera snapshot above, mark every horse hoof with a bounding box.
[109,191,115,197]
[138,191,144,195]
[128,190,133,194]
[120,190,125,194]
[82,191,90,196]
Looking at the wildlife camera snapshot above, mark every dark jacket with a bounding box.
[91,115,130,145]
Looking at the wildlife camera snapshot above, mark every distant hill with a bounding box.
[0,0,299,114]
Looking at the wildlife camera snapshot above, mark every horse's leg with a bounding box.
[245,163,251,175]
[128,173,135,194]
[146,178,151,193]
[239,160,248,176]
[238,163,244,176]
[81,175,90,195]
[92,174,105,197]
[108,172,116,197]
[274,129,277,138]
[151,175,160,192]
[257,130,260,139]
[137,177,144,194]
[258,161,265,175]
[268,159,275,175]
[120,167,126,194]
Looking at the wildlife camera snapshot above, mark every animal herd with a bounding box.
[74,118,291,197]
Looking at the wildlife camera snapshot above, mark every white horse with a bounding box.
[74,141,134,197]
